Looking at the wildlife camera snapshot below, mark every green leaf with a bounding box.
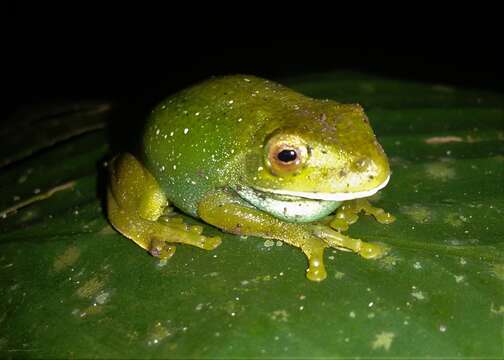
[1,72,503,358]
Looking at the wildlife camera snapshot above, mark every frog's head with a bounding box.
[243,101,390,202]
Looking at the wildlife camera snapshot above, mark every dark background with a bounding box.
[4,6,503,124]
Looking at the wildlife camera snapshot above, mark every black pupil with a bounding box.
[277,149,297,163]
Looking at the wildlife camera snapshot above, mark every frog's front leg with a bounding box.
[198,190,332,281]
[328,198,395,232]
[107,153,221,259]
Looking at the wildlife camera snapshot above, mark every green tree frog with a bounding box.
[107,75,395,281]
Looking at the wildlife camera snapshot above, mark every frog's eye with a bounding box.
[265,133,308,176]
[277,149,298,163]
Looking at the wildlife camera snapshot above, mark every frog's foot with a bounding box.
[328,199,395,232]
[147,219,222,252]
[108,189,221,257]
[312,224,388,259]
[149,239,177,260]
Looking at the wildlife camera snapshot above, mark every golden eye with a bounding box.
[265,133,308,176]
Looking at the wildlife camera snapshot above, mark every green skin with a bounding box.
[107,75,394,282]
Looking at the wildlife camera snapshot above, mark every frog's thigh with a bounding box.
[107,153,221,257]
[197,190,328,281]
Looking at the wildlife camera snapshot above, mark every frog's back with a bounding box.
[141,75,302,216]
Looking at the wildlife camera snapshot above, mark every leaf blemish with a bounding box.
[400,204,432,224]
[371,331,395,351]
[53,246,80,272]
[424,162,456,181]
[270,309,289,322]
[75,277,105,299]
[490,264,504,280]
[425,136,463,144]
[444,213,468,227]
[411,290,426,300]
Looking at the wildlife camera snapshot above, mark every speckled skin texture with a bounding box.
[142,75,389,217]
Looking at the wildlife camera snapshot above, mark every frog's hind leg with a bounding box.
[198,190,329,281]
[107,153,221,259]
[328,198,395,232]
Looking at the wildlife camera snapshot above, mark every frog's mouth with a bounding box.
[253,174,390,202]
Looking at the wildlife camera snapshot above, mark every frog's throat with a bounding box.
[234,185,341,223]
[254,174,390,201]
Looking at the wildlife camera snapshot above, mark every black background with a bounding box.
[4,5,503,124]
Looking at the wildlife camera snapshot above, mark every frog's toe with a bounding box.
[374,210,396,224]
[149,239,177,260]
[329,218,350,232]
[187,224,204,235]
[306,261,327,282]
[358,242,388,259]
[199,235,222,250]
[359,200,396,225]
[301,241,328,282]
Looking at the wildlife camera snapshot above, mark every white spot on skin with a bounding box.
[184,128,189,135]
[349,311,356,318]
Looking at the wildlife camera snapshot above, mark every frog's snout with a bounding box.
[346,154,390,192]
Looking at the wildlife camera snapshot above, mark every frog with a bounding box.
[106,75,395,282]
